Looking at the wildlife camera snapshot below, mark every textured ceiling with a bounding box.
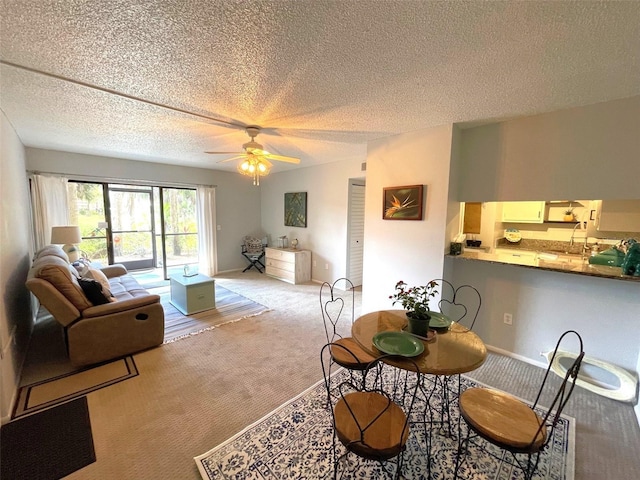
[1,0,640,173]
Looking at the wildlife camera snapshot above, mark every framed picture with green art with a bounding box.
[284,192,307,227]
[383,185,424,220]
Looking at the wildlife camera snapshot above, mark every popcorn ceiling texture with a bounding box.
[1,0,639,170]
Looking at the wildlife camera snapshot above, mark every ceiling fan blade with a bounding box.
[265,153,300,164]
[216,155,247,164]
[205,151,245,155]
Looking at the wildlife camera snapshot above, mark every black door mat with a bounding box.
[1,396,95,480]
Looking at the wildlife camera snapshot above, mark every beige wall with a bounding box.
[1,111,34,422]
[261,158,364,283]
[459,95,640,202]
[362,124,454,313]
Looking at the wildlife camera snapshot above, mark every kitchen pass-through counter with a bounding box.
[448,249,640,283]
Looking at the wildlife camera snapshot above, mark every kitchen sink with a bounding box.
[537,252,586,264]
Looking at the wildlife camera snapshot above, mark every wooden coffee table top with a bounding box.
[351,310,487,375]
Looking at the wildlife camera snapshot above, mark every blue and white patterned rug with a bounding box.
[194,367,575,479]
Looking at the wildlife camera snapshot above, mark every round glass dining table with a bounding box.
[351,310,487,375]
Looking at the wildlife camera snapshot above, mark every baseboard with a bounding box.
[485,344,548,369]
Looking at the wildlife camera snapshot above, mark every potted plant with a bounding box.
[563,208,575,222]
[389,280,438,336]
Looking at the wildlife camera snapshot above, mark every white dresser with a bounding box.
[265,247,311,284]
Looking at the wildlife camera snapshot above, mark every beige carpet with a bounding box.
[153,284,270,343]
[20,270,639,480]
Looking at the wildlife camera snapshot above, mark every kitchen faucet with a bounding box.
[569,220,589,256]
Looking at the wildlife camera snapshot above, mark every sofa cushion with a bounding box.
[78,278,112,305]
[108,275,150,301]
[31,255,92,311]
[34,245,70,263]
[83,267,115,300]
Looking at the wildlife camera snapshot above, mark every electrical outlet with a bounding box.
[503,313,513,325]
[313,260,317,267]
[325,263,329,270]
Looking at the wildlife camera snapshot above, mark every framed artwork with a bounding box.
[284,192,307,227]
[383,185,424,220]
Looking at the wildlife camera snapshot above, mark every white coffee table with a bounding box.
[169,273,216,315]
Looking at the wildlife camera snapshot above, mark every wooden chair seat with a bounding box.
[459,387,547,452]
[334,391,409,460]
[331,337,378,370]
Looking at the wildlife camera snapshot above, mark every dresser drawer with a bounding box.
[266,257,294,272]
[265,248,295,263]
[266,266,296,282]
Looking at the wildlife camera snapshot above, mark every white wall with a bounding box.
[362,124,454,313]
[26,149,262,273]
[260,158,364,283]
[0,111,34,422]
[459,95,640,202]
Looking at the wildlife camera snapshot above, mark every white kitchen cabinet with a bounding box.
[501,201,545,223]
[265,247,311,284]
[595,200,640,232]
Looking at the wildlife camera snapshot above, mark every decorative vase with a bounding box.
[406,311,431,337]
[563,214,574,222]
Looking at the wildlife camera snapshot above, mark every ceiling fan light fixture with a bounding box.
[237,156,271,186]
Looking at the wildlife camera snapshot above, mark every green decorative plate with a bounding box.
[372,331,425,357]
[429,312,452,329]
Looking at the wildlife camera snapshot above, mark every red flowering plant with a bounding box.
[389,280,439,320]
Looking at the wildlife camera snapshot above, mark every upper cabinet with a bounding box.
[595,200,640,232]
[501,201,545,223]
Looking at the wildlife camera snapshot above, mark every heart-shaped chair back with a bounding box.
[431,279,481,330]
[320,278,355,343]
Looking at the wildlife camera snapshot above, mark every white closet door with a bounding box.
[348,183,365,287]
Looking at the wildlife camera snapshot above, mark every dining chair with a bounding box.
[431,278,482,331]
[427,278,482,435]
[320,342,421,480]
[454,330,584,480]
[320,278,377,383]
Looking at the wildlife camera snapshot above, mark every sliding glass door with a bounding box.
[68,181,198,279]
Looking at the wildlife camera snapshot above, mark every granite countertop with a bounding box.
[448,250,639,282]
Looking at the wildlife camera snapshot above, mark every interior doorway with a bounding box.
[347,180,366,287]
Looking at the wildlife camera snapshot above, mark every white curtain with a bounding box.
[197,186,217,276]
[30,174,69,249]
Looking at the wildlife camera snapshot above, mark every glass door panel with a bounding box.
[67,182,109,265]
[160,187,198,278]
[108,186,154,270]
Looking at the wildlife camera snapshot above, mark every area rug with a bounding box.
[1,396,95,480]
[13,356,138,419]
[153,284,270,343]
[195,367,575,480]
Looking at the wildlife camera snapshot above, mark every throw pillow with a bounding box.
[83,267,114,300]
[78,279,112,306]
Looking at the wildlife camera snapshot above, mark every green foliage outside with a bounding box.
[69,182,198,266]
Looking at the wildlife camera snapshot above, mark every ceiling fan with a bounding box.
[206,126,300,185]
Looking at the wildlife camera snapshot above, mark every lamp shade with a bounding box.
[51,226,82,261]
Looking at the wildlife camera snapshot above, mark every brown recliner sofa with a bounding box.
[26,245,165,366]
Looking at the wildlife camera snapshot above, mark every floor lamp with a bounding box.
[51,226,82,262]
